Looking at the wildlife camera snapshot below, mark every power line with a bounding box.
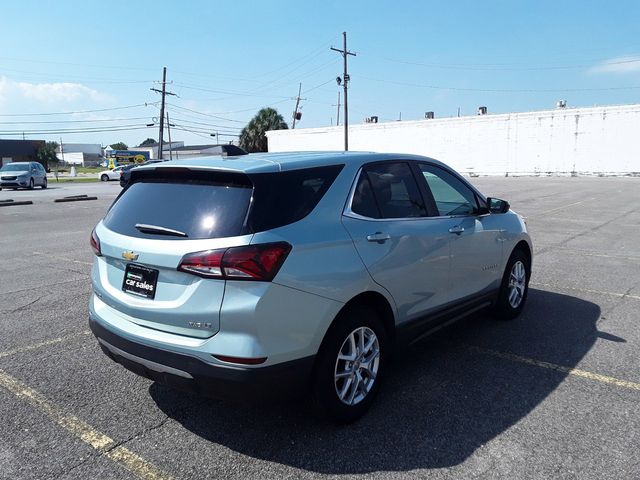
[0,56,160,72]
[170,117,242,130]
[0,103,156,117]
[245,41,337,93]
[0,125,152,135]
[302,78,335,94]
[360,76,640,93]
[0,67,156,84]
[0,117,150,125]
[171,125,240,139]
[171,123,239,135]
[166,103,246,123]
[363,52,640,71]
[173,82,292,99]
[248,57,339,95]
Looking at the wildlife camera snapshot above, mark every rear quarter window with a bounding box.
[247,164,343,232]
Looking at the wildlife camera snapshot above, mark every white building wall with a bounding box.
[56,152,84,165]
[266,104,640,174]
[58,143,102,155]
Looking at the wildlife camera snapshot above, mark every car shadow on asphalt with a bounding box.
[150,288,605,474]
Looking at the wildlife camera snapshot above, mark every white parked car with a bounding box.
[99,166,125,182]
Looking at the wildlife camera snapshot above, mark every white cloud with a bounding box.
[0,76,109,107]
[589,56,640,74]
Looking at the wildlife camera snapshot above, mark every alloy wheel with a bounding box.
[508,260,527,308]
[334,326,380,405]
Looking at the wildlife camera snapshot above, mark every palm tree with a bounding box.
[239,107,288,153]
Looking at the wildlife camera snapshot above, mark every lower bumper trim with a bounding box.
[97,338,193,379]
[89,316,315,401]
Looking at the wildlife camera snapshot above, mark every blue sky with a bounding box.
[1,0,639,147]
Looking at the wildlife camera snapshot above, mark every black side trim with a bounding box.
[396,289,498,346]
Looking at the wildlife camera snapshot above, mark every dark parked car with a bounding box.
[119,161,163,187]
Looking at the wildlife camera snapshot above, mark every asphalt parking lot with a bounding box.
[1,176,639,479]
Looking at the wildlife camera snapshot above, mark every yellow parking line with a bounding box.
[33,251,93,266]
[0,369,172,480]
[467,345,640,392]
[0,330,91,359]
[531,282,640,301]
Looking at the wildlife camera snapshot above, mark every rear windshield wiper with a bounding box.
[135,223,188,237]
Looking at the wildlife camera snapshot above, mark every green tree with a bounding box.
[110,142,128,150]
[239,107,288,153]
[139,138,156,147]
[35,141,59,171]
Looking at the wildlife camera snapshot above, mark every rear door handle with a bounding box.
[367,232,391,243]
[448,225,464,235]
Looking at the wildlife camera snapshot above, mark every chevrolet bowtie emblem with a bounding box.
[122,251,139,261]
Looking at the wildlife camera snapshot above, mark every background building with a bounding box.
[56,143,103,166]
[0,139,44,166]
[267,103,640,175]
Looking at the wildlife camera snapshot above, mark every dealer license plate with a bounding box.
[122,264,159,299]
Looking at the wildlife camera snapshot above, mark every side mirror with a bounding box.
[487,197,510,214]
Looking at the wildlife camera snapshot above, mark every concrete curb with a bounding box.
[54,194,98,203]
[0,199,33,207]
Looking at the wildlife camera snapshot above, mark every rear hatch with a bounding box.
[93,167,254,338]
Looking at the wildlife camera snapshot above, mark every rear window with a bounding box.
[103,165,343,239]
[103,172,253,240]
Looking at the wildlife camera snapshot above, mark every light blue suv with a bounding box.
[89,152,532,422]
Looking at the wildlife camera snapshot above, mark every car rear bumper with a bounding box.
[89,316,315,401]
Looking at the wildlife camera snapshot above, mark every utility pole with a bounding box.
[150,67,176,160]
[166,111,173,161]
[331,32,355,151]
[334,91,341,126]
[292,82,304,129]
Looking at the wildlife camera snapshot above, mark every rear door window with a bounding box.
[351,162,427,219]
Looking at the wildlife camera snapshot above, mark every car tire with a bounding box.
[28,178,34,190]
[493,249,530,321]
[41,178,47,189]
[312,304,387,423]
[101,174,109,182]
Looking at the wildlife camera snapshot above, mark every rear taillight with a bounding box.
[178,249,225,278]
[90,228,102,256]
[178,242,291,281]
